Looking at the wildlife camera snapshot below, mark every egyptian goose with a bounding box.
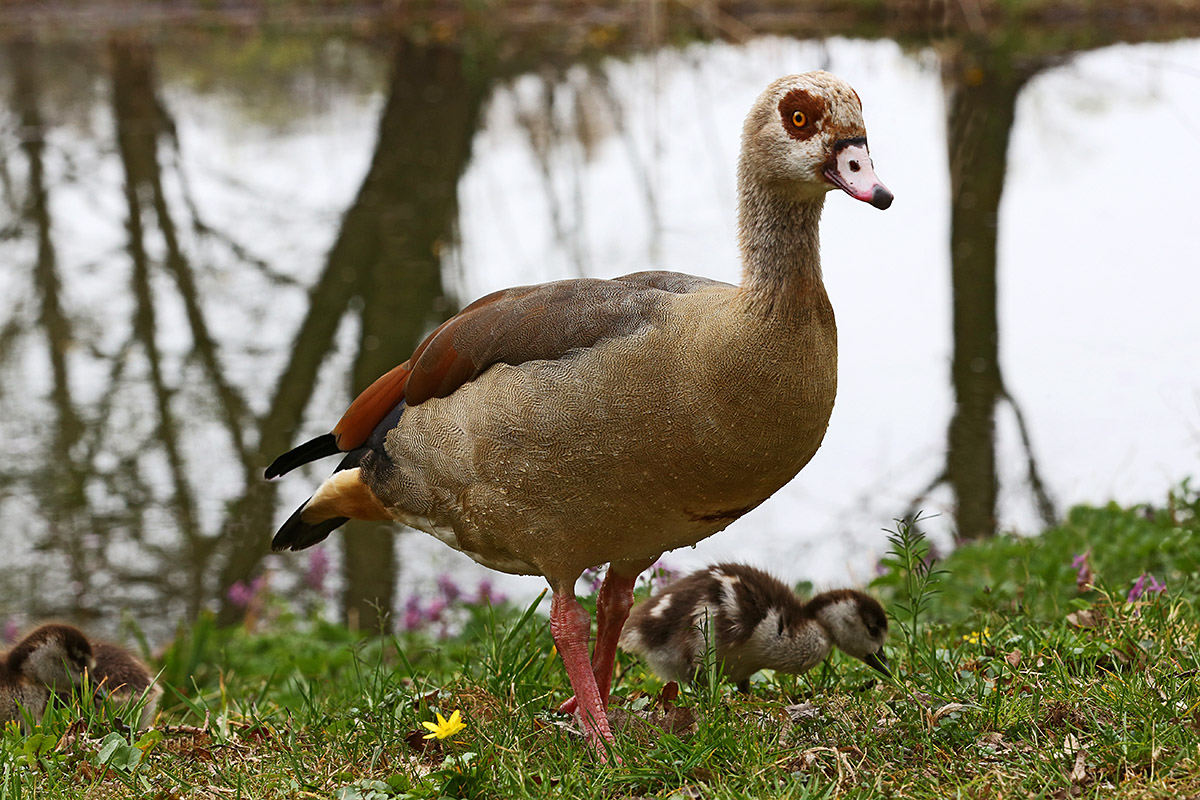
[7,624,160,728]
[265,71,891,754]
[618,563,889,693]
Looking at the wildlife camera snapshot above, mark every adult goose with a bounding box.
[265,71,891,755]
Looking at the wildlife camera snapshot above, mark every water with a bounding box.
[1,26,1197,639]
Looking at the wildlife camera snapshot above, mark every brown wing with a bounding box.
[613,270,729,295]
[265,272,729,478]
[333,273,728,450]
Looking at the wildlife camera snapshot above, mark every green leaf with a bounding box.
[22,733,55,760]
[112,743,143,771]
[333,780,394,800]
[135,729,164,752]
[96,732,126,765]
[96,732,143,771]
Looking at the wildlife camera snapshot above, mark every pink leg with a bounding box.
[549,589,614,758]
[591,569,639,705]
[559,558,655,715]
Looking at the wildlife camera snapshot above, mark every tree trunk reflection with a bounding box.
[110,37,211,615]
[340,41,486,632]
[11,38,97,620]
[932,38,1057,540]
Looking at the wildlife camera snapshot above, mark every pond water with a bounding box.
[1,28,1197,639]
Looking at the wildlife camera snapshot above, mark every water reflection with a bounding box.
[913,37,1059,541]
[1,28,1197,638]
[330,41,484,632]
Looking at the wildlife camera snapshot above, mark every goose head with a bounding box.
[809,590,891,676]
[7,624,95,693]
[740,71,892,209]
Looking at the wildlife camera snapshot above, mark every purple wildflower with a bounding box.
[227,574,266,608]
[651,560,679,584]
[1072,551,1093,592]
[227,580,254,608]
[402,595,424,631]
[426,598,448,623]
[474,579,506,606]
[2,618,19,645]
[401,593,453,633]
[648,560,680,591]
[305,549,330,593]
[1127,573,1166,603]
[437,574,462,603]
[580,566,604,595]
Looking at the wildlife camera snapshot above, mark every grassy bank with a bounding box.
[3,482,1198,798]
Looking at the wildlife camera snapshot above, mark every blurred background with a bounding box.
[0,0,1197,643]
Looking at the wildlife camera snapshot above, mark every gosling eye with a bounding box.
[791,110,807,128]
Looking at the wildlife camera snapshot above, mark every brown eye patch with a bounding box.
[778,88,826,141]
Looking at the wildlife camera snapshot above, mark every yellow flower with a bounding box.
[422,709,467,740]
[962,627,990,645]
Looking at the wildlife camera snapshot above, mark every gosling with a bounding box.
[618,563,890,693]
[2,623,90,727]
[7,624,160,728]
[0,662,48,729]
[91,640,161,729]
[5,623,94,696]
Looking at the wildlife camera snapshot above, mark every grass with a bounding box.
[3,481,1199,799]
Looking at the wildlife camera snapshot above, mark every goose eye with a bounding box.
[791,110,807,128]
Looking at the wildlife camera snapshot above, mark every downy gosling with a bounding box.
[619,563,890,692]
[6,623,159,728]
[0,663,49,728]
[91,640,161,729]
[5,623,94,695]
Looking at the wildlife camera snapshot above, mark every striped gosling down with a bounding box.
[619,563,890,692]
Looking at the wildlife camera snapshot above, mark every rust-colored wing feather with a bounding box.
[265,272,728,479]
[331,361,414,450]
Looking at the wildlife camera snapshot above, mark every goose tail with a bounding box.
[264,433,340,479]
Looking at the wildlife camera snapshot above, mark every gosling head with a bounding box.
[740,71,892,209]
[808,590,891,677]
[6,624,95,693]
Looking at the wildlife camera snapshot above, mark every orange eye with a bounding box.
[791,110,807,127]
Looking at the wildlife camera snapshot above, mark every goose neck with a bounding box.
[737,181,826,315]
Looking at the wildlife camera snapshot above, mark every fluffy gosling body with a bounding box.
[91,640,161,729]
[6,624,159,728]
[2,623,91,728]
[619,563,890,692]
[0,662,49,728]
[6,623,94,695]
